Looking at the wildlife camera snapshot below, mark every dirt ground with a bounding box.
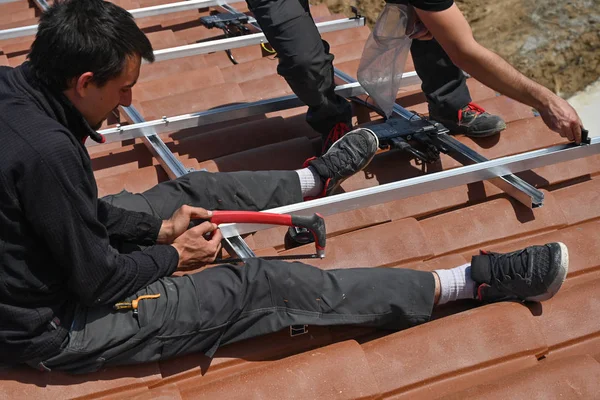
[312,0,600,97]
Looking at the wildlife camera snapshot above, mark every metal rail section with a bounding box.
[217,136,600,238]
[95,75,419,145]
[151,17,365,63]
[0,0,245,40]
[333,69,546,208]
[121,106,191,180]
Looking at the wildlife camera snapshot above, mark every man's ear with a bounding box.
[74,72,95,97]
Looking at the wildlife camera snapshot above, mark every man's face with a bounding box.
[66,54,141,130]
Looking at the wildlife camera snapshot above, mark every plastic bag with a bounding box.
[357,3,417,118]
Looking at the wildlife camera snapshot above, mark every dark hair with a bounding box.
[29,0,155,91]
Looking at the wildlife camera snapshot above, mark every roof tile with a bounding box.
[362,302,547,399]
[420,192,568,256]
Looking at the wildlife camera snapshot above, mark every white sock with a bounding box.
[434,263,477,305]
[296,167,324,197]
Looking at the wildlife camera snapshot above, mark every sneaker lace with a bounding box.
[458,102,486,122]
[322,122,350,153]
[488,248,532,285]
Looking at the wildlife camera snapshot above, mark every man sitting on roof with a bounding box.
[0,0,573,374]
[248,0,584,151]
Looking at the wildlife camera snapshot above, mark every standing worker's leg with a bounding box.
[246,0,353,151]
[410,38,506,137]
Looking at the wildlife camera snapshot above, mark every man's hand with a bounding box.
[171,222,223,269]
[157,205,213,244]
[538,95,583,143]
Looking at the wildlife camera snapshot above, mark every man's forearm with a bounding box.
[451,42,554,112]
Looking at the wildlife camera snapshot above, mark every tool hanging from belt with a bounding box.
[205,211,327,262]
[114,294,161,314]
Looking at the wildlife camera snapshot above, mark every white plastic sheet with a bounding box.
[357,4,417,118]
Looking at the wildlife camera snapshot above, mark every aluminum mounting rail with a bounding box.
[95,75,417,146]
[216,135,599,238]
[389,103,546,208]
[121,105,192,179]
[0,0,248,40]
[151,17,365,63]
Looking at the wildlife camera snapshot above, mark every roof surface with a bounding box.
[1,0,600,399]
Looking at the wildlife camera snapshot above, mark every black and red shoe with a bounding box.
[304,127,379,199]
[471,242,569,303]
[321,121,352,154]
[429,102,506,137]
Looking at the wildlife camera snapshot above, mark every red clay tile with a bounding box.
[0,362,161,399]
[0,8,35,25]
[476,95,538,123]
[329,41,368,65]
[280,217,434,269]
[196,136,314,173]
[135,66,224,103]
[362,302,547,399]
[420,191,568,257]
[96,165,170,197]
[177,341,380,400]
[532,277,600,360]
[157,326,333,390]
[321,26,371,47]
[145,30,186,50]
[440,355,600,400]
[130,385,183,400]
[516,153,600,188]
[239,75,292,101]
[0,17,38,31]
[455,116,569,160]
[1,39,33,57]
[385,180,504,221]
[552,177,600,225]
[139,54,208,83]
[91,143,156,179]
[139,83,245,120]
[169,117,296,162]
[0,54,8,66]
[220,57,279,83]
[8,53,26,67]
[0,1,32,13]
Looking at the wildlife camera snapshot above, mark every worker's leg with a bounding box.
[29,242,568,373]
[246,0,352,140]
[101,128,378,219]
[410,38,471,116]
[32,261,435,373]
[410,38,506,136]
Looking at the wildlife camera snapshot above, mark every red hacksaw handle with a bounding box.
[209,211,326,257]
[210,211,292,226]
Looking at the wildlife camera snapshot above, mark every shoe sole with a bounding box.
[326,128,379,194]
[526,242,569,302]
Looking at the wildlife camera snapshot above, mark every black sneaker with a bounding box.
[471,242,569,303]
[304,127,379,198]
[429,102,507,137]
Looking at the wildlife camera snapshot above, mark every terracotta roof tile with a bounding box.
[420,192,568,256]
[138,54,208,83]
[280,218,434,269]
[552,177,600,225]
[362,302,546,399]
[139,82,245,120]
[531,277,600,360]
[177,341,380,400]
[439,355,600,400]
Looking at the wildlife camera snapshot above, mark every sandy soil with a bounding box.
[312,0,600,97]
